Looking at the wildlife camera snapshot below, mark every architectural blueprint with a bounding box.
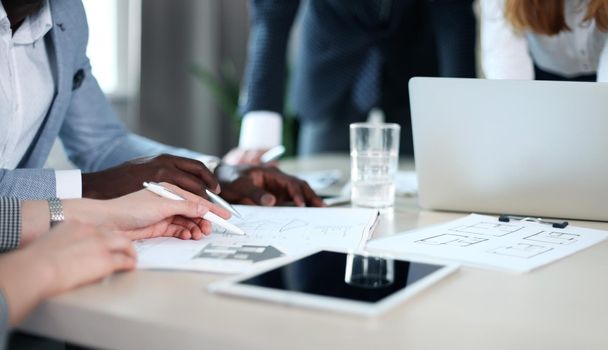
[366,214,607,272]
[135,205,379,273]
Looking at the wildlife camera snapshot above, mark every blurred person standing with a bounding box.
[481,0,608,81]
[226,0,477,164]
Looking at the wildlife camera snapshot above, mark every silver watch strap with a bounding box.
[48,198,64,227]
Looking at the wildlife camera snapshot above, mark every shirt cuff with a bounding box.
[55,170,82,199]
[239,111,282,150]
[195,155,221,173]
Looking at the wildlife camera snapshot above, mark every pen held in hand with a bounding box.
[205,189,242,218]
[260,145,286,164]
[143,182,246,236]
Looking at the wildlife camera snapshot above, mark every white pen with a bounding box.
[260,145,286,164]
[143,182,246,236]
[205,189,242,218]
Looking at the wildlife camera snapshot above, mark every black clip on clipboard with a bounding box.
[498,215,569,229]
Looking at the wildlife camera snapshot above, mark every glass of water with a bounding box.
[350,123,400,208]
[344,251,395,289]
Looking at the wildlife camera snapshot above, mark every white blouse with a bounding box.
[481,0,608,81]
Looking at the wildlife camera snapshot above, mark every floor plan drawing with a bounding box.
[366,214,607,272]
[488,243,553,259]
[524,231,580,245]
[449,222,524,237]
[416,234,488,247]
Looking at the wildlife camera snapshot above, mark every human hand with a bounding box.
[217,165,325,207]
[82,154,220,199]
[222,147,268,165]
[65,184,232,241]
[0,222,136,325]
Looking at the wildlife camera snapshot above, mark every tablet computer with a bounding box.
[209,250,458,316]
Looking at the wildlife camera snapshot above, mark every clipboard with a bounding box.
[498,215,568,229]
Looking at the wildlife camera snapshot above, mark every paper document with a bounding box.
[339,171,418,200]
[135,205,379,273]
[295,169,342,191]
[366,214,607,273]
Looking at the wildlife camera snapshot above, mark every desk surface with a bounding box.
[20,155,608,350]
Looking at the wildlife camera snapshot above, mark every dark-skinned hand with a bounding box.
[216,165,325,207]
[82,154,220,199]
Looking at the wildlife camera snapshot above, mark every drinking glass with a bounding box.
[344,251,395,289]
[350,123,400,208]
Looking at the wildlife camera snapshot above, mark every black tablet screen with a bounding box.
[238,251,444,303]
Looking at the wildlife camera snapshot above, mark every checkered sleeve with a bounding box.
[0,289,9,349]
[0,198,21,253]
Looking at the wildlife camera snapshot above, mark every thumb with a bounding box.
[246,186,276,206]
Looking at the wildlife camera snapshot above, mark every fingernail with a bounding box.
[214,184,221,193]
[261,194,275,206]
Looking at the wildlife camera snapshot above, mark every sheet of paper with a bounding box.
[338,171,418,200]
[366,214,607,273]
[295,169,342,191]
[135,205,379,274]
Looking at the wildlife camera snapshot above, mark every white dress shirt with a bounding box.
[0,1,81,198]
[481,0,608,81]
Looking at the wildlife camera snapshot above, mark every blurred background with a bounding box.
[49,0,481,167]
[84,0,251,156]
[51,0,254,167]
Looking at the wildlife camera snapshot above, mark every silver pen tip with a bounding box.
[205,188,241,218]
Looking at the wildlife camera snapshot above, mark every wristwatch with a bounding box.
[47,198,65,227]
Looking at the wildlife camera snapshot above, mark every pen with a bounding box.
[143,182,246,236]
[205,189,242,218]
[260,145,286,164]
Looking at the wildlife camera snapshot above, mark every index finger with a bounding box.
[299,180,325,207]
[161,182,232,219]
[170,156,221,193]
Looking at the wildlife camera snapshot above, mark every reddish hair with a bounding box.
[505,0,608,35]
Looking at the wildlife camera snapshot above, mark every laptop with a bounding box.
[409,77,608,221]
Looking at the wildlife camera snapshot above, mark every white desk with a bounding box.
[19,155,608,349]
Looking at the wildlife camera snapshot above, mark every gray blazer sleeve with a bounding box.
[60,59,204,172]
[0,169,56,200]
[0,197,22,253]
[0,289,9,349]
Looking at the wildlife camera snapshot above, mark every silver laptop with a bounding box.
[409,77,608,221]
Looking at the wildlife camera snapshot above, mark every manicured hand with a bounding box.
[222,147,268,165]
[82,154,220,199]
[65,184,232,241]
[104,184,231,240]
[0,223,136,325]
[217,165,325,207]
